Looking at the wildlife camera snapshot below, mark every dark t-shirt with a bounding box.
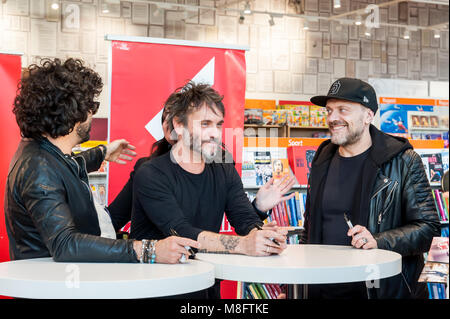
[317,147,371,299]
[130,151,263,241]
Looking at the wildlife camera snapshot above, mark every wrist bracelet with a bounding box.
[149,240,158,264]
[140,239,149,264]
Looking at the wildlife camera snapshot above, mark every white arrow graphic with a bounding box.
[145,57,215,140]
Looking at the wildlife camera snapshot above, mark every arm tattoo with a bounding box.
[219,235,240,251]
[197,249,231,254]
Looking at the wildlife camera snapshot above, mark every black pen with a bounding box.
[254,224,280,246]
[169,228,196,257]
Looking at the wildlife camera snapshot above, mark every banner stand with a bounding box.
[105,35,248,299]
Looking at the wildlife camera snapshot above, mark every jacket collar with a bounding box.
[313,124,413,167]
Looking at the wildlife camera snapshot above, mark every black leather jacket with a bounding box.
[4,138,138,262]
[301,125,441,299]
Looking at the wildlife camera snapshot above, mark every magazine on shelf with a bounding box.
[427,237,449,264]
[416,149,448,186]
[419,262,448,284]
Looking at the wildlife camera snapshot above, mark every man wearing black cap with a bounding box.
[301,78,440,299]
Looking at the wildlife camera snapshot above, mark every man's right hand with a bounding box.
[241,227,287,256]
[154,236,200,264]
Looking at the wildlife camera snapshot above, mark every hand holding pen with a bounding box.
[170,228,197,262]
[344,213,378,250]
[249,223,287,256]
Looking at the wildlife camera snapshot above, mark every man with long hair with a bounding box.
[6,58,198,264]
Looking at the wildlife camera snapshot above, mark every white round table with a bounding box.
[196,244,402,284]
[0,258,215,299]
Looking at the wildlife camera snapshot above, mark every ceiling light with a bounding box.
[334,0,341,9]
[434,30,441,39]
[244,1,251,15]
[403,29,410,40]
[365,27,371,37]
[51,2,59,10]
[303,20,309,30]
[355,15,362,26]
[102,3,110,14]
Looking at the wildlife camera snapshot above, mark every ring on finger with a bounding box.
[361,237,368,245]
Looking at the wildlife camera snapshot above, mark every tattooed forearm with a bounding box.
[197,249,231,254]
[219,235,240,251]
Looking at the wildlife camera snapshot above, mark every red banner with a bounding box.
[108,39,247,298]
[108,39,246,204]
[0,53,22,263]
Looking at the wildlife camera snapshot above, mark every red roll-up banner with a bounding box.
[107,36,247,298]
[0,53,22,263]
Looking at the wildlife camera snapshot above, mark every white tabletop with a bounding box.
[0,258,215,299]
[196,244,402,284]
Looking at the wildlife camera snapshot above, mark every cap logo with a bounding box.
[363,96,369,103]
[329,81,341,95]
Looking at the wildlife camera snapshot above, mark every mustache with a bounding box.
[201,138,221,145]
[329,121,348,128]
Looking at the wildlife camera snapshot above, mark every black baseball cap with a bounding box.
[310,78,378,114]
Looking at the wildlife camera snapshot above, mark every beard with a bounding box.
[76,119,92,144]
[329,119,365,147]
[183,131,221,163]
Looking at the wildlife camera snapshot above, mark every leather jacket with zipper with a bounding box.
[300,125,441,299]
[4,137,138,262]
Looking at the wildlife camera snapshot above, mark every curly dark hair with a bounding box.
[13,58,103,139]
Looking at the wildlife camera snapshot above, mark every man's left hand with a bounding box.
[348,225,377,249]
[105,139,137,164]
[254,175,296,212]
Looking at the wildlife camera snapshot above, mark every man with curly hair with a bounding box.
[5,58,199,264]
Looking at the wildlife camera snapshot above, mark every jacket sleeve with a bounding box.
[224,165,263,236]
[77,146,105,173]
[373,150,441,256]
[20,157,138,263]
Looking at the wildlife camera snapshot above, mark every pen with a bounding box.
[169,228,196,258]
[344,213,354,229]
[254,224,280,246]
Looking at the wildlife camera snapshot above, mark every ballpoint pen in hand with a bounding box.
[169,228,196,258]
[254,223,280,246]
[343,213,354,229]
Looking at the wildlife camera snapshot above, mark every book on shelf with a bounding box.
[272,158,290,181]
[244,109,263,125]
[242,283,283,299]
[287,145,318,186]
[263,191,306,228]
[432,190,449,222]
[309,105,327,128]
[427,283,447,299]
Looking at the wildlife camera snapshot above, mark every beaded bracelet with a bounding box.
[149,240,158,264]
